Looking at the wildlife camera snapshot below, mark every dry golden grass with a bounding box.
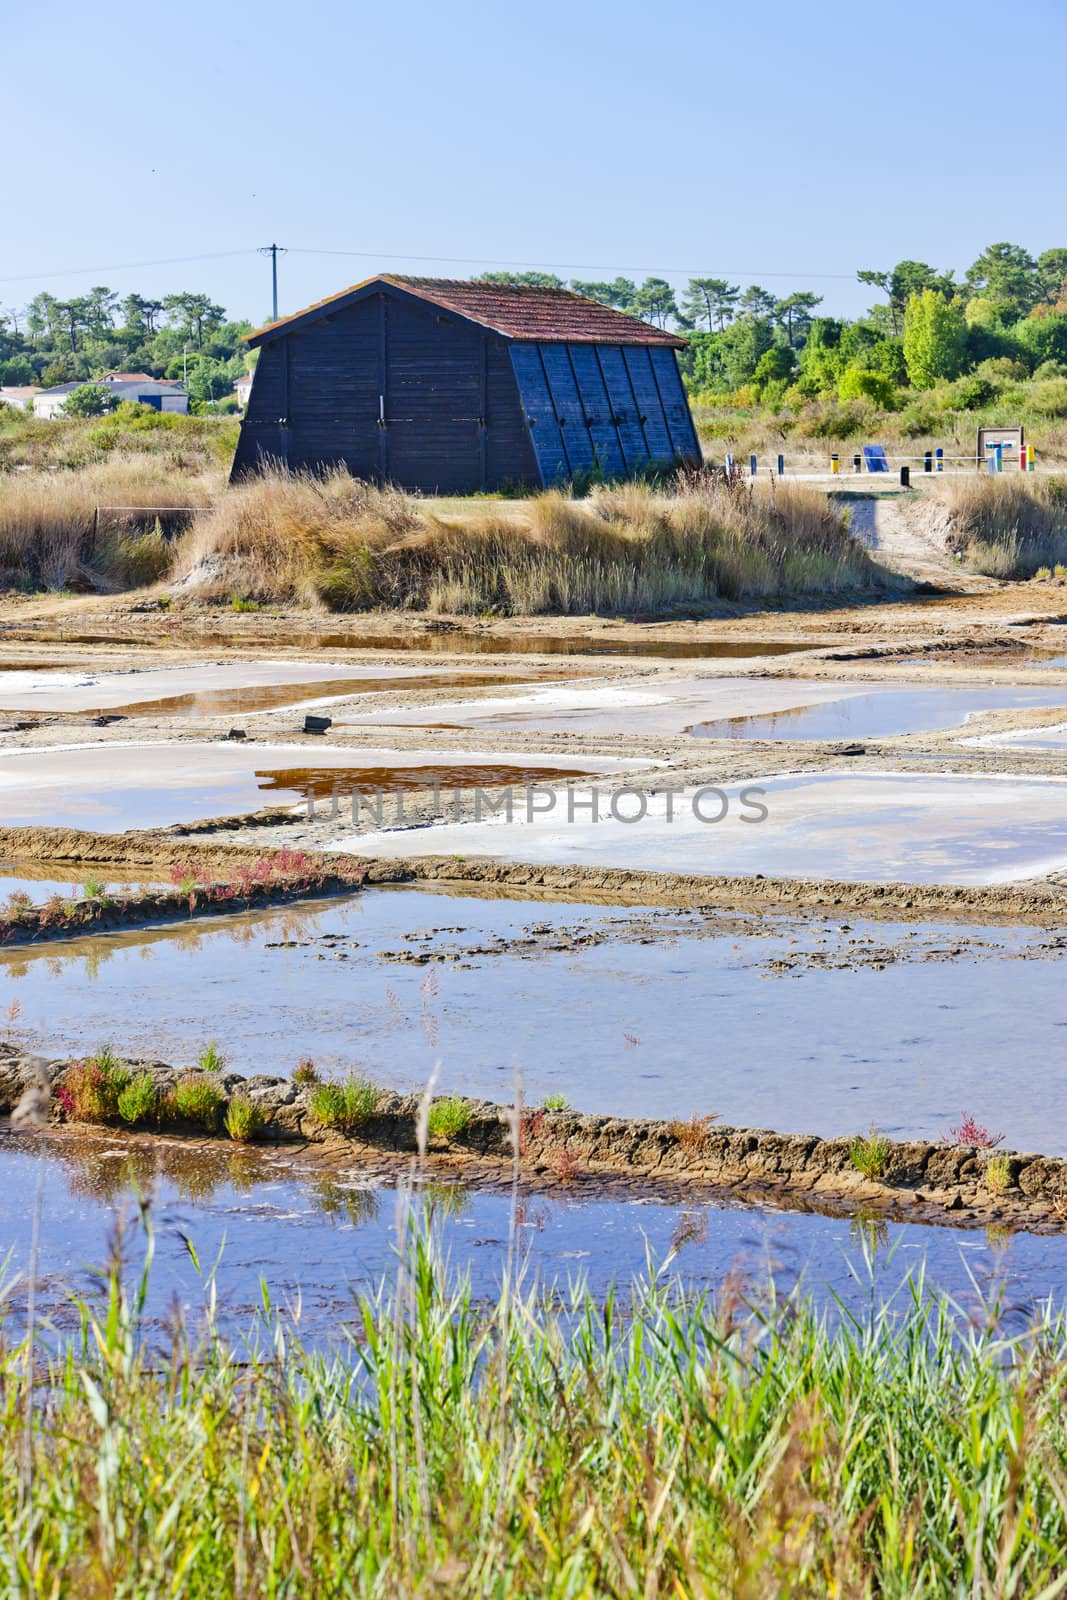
[0,453,219,589]
[175,466,896,613]
[934,475,1067,576]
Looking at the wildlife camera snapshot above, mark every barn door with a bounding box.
[381,299,486,494]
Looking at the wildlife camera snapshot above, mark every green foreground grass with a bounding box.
[6,1212,1067,1597]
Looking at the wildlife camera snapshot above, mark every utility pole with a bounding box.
[258,242,287,321]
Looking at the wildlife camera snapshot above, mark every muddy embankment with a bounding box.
[5,825,1067,923]
[3,1047,1065,1234]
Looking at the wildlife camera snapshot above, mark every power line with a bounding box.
[290,248,858,281]
[0,249,253,286]
[0,243,860,290]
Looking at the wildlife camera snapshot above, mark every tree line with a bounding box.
[0,288,252,410]
[479,244,1067,406]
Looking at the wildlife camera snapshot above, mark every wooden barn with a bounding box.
[231,275,699,493]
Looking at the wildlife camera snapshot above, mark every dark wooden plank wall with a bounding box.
[235,290,540,492]
[649,347,701,460]
[231,289,699,490]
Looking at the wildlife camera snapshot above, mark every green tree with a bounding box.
[632,278,678,328]
[753,345,795,384]
[54,297,90,352]
[681,278,738,333]
[62,383,114,417]
[1016,312,1067,370]
[474,271,564,289]
[774,291,822,347]
[797,318,847,393]
[1036,249,1067,308]
[838,367,897,407]
[570,277,636,309]
[858,261,955,334]
[716,316,774,388]
[965,242,1039,316]
[162,292,225,349]
[739,285,777,319]
[902,289,967,387]
[83,286,119,338]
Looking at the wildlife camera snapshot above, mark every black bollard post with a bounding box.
[853,454,862,474]
[924,452,933,473]
[900,465,911,488]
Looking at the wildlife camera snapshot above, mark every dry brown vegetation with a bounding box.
[174,466,895,613]
[0,453,218,589]
[934,475,1067,577]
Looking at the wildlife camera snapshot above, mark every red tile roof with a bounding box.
[247,274,686,348]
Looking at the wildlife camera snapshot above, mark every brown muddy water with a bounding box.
[2,1133,1064,1345]
[0,743,635,831]
[64,673,539,720]
[3,887,1065,1153]
[40,630,829,660]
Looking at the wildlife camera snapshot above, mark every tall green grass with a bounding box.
[6,1211,1067,1595]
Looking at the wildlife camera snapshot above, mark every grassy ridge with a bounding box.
[5,1216,1067,1596]
[176,468,893,613]
[932,476,1067,577]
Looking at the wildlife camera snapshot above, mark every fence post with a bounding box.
[749,453,757,477]
[923,451,932,473]
[777,453,784,476]
[935,448,944,473]
[900,465,911,487]
[994,444,1004,473]
[724,452,734,476]
[853,454,862,474]
[830,453,840,475]
[1028,444,1036,472]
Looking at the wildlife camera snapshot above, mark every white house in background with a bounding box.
[0,386,40,411]
[32,378,190,419]
[235,372,254,409]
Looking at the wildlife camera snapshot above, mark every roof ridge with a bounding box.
[246,273,686,349]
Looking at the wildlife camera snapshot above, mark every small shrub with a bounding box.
[668,1112,719,1156]
[984,1155,1012,1194]
[541,1093,570,1111]
[230,594,260,612]
[81,878,107,901]
[850,1127,891,1180]
[116,1071,159,1127]
[549,1142,584,1184]
[62,1045,131,1123]
[427,1097,471,1140]
[174,1073,226,1130]
[196,1041,227,1074]
[308,1075,380,1131]
[292,1058,320,1085]
[224,1093,264,1143]
[948,1113,1004,1149]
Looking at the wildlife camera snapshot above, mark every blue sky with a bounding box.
[6,0,1066,326]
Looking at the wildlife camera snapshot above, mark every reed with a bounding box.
[174,466,894,613]
[6,1215,1067,1595]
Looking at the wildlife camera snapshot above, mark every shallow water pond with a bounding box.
[1,1135,1062,1346]
[309,633,828,660]
[0,742,636,831]
[341,675,1067,742]
[343,770,1067,887]
[0,661,530,719]
[4,888,1067,1151]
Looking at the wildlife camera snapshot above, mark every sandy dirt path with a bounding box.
[840,494,996,591]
